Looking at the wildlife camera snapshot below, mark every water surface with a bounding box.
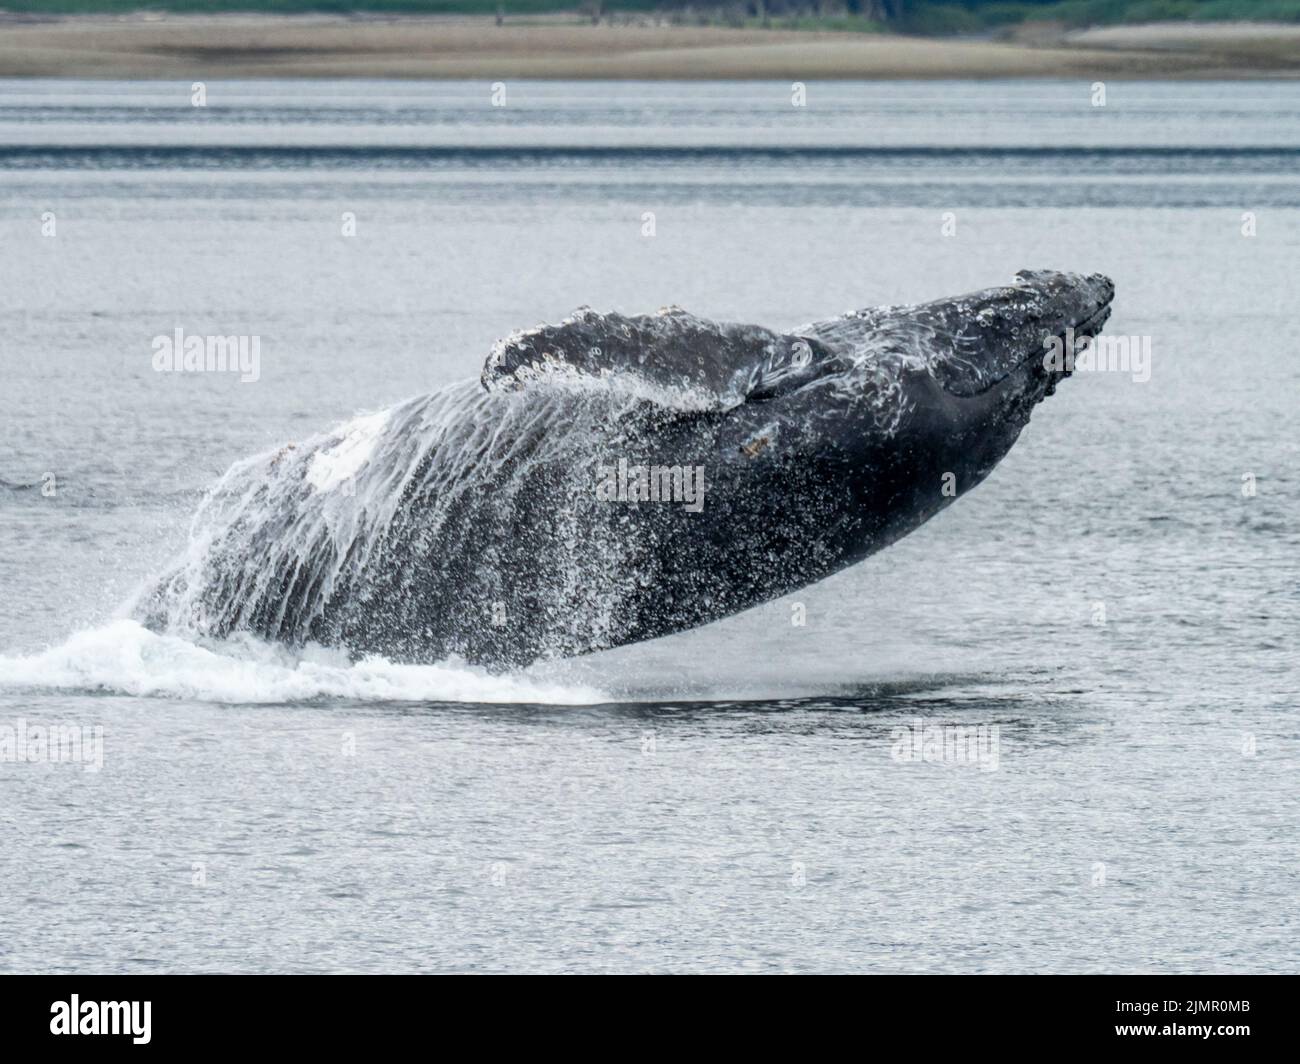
[1,80,1296,973]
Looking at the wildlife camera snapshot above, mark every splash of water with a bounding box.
[0,619,609,704]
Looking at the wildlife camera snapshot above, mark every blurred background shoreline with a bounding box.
[1,4,1298,78]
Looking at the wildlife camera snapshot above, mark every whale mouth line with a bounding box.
[1072,297,1114,340]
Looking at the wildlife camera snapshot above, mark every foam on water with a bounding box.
[0,619,609,705]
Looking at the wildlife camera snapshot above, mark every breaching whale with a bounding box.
[137,269,1114,667]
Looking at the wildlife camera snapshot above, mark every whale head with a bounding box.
[692,269,1116,577]
[837,268,1115,488]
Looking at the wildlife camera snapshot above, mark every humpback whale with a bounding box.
[137,269,1114,667]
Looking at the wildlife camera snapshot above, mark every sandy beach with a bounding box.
[0,15,1297,79]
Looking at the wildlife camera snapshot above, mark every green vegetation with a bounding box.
[0,0,601,13]
[1,0,1296,28]
[899,0,1300,34]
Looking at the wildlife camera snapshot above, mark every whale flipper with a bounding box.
[482,305,843,406]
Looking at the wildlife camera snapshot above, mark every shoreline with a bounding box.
[0,15,1298,79]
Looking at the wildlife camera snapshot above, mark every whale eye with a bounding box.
[792,341,812,367]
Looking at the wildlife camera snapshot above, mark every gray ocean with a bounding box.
[0,79,1297,973]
